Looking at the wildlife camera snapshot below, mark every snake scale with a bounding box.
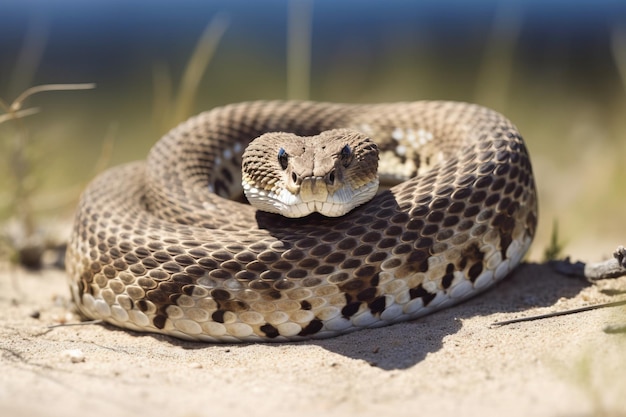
[66,101,537,342]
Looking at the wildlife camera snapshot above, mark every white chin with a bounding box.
[243,180,379,218]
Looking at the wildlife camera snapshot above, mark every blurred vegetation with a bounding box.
[0,0,625,265]
[0,84,95,267]
[557,340,626,417]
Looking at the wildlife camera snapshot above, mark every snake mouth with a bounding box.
[298,176,331,203]
[243,176,379,218]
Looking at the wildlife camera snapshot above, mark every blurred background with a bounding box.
[0,0,625,264]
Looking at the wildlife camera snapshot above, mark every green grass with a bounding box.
[543,220,565,262]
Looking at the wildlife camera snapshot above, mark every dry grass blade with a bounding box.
[287,0,313,100]
[91,122,118,177]
[492,299,626,327]
[9,83,96,111]
[0,107,40,124]
[611,25,626,92]
[474,1,522,110]
[172,14,229,126]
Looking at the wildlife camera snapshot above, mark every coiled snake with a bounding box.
[66,101,537,342]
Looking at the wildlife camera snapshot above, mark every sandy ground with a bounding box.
[1,257,625,417]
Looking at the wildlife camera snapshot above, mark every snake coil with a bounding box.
[67,101,537,342]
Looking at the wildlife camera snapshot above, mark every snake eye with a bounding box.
[339,144,352,167]
[278,148,289,170]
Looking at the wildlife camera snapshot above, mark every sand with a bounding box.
[1,258,625,417]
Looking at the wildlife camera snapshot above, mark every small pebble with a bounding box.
[62,349,86,363]
[51,312,75,325]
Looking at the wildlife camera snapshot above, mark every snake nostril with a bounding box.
[291,172,298,183]
[328,171,335,185]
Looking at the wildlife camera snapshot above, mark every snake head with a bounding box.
[242,129,379,217]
